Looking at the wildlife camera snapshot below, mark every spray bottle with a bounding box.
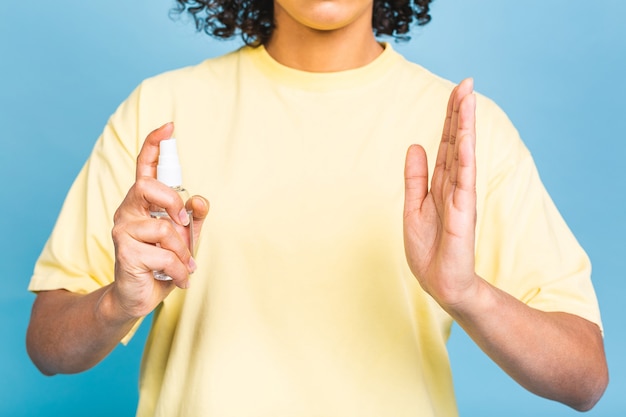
[150,138,193,281]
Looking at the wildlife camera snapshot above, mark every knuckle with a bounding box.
[134,177,152,193]
[164,191,183,208]
[161,250,177,266]
[111,223,125,242]
[113,209,122,225]
[116,246,133,265]
[160,253,186,279]
[154,219,175,237]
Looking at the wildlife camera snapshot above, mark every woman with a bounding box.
[27,1,607,415]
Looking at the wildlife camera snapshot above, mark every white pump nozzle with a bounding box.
[157,138,183,187]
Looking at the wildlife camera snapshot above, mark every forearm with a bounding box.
[26,286,139,376]
[448,276,608,411]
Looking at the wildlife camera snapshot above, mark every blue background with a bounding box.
[1,0,624,415]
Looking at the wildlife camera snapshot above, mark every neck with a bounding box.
[264,4,383,72]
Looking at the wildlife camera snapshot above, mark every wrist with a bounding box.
[439,274,496,320]
[95,284,140,329]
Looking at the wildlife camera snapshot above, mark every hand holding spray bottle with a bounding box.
[150,138,193,281]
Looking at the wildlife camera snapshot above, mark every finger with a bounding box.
[435,84,457,171]
[404,144,429,217]
[127,217,196,282]
[454,93,477,210]
[445,78,474,174]
[432,84,458,208]
[112,225,188,289]
[186,195,210,256]
[186,195,210,233]
[119,177,189,226]
[186,195,210,222]
[142,244,192,289]
[447,79,474,187]
[136,122,174,180]
[456,90,477,165]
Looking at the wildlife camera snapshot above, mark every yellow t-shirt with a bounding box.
[30,44,602,417]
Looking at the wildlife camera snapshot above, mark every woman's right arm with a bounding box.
[26,123,209,375]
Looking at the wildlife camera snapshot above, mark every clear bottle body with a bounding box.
[149,185,193,281]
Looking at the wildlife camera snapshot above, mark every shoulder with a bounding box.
[388,45,516,126]
[387,45,523,151]
[109,48,248,139]
[392,47,531,187]
[385,45,456,98]
[138,47,246,95]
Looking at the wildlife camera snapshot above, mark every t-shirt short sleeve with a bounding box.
[474,98,602,332]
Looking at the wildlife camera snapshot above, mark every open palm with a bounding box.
[403,78,478,309]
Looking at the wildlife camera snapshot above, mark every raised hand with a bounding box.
[403,78,478,310]
[110,122,209,319]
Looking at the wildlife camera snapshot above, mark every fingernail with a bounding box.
[181,280,191,289]
[188,257,197,273]
[179,208,190,226]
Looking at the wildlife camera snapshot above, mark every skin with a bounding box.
[27,0,608,411]
[404,79,607,411]
[265,0,384,71]
[27,123,210,374]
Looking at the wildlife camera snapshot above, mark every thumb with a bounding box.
[186,195,210,253]
[404,144,429,217]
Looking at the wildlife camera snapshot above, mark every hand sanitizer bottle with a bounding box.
[150,138,193,281]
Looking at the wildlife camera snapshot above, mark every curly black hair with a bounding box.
[173,0,434,45]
